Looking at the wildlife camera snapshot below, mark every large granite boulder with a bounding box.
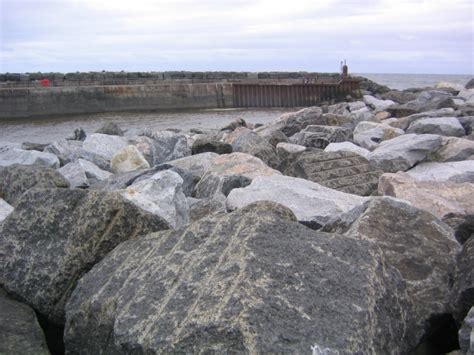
[0,188,170,325]
[406,117,465,137]
[166,152,218,180]
[353,121,405,150]
[405,161,474,183]
[363,95,395,111]
[144,131,191,165]
[0,164,69,206]
[0,288,50,355]
[367,134,443,172]
[0,146,59,168]
[388,108,457,131]
[110,145,150,173]
[348,107,376,126]
[65,201,417,354]
[82,133,128,161]
[76,158,112,181]
[58,161,90,188]
[226,175,367,228]
[254,106,324,137]
[380,90,418,104]
[430,137,474,162]
[387,91,456,117]
[194,172,251,199]
[280,150,382,196]
[289,125,352,149]
[232,131,279,168]
[127,135,155,165]
[378,172,474,220]
[275,142,307,160]
[324,141,370,158]
[452,236,474,325]
[119,170,189,229]
[266,129,289,147]
[323,197,460,341]
[0,198,14,223]
[188,196,226,222]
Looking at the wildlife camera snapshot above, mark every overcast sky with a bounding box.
[1,0,472,74]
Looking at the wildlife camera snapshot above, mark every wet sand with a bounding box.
[0,108,293,144]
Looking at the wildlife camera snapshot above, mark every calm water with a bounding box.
[1,73,472,144]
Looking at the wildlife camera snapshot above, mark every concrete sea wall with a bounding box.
[0,83,234,119]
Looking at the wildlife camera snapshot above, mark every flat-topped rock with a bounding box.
[367,134,443,173]
[324,141,370,158]
[0,188,170,325]
[0,146,59,168]
[353,121,405,150]
[363,95,395,111]
[405,161,474,183]
[407,116,465,137]
[388,108,457,130]
[65,201,417,354]
[279,150,382,196]
[289,125,352,149]
[226,174,367,228]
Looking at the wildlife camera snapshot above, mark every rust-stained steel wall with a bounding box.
[232,79,359,107]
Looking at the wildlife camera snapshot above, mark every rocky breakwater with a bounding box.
[0,77,473,354]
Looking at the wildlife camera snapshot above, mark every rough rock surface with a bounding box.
[95,122,125,136]
[367,134,443,172]
[44,139,83,164]
[275,142,306,160]
[226,175,367,228]
[405,161,474,183]
[407,117,465,137]
[58,161,90,188]
[21,142,49,151]
[194,172,251,199]
[145,131,191,165]
[289,125,352,149]
[64,201,416,354]
[353,121,405,150]
[0,146,59,168]
[280,150,382,196]
[266,129,289,147]
[110,145,150,173]
[389,108,457,131]
[0,188,170,325]
[323,197,460,341]
[188,196,226,222]
[0,164,69,206]
[232,131,279,168]
[0,288,50,355]
[166,152,218,180]
[0,198,14,223]
[191,139,232,155]
[254,106,324,137]
[77,158,112,181]
[378,172,474,220]
[324,141,370,158]
[429,137,474,162]
[452,236,474,325]
[363,95,395,111]
[120,170,189,229]
[458,307,474,354]
[82,133,128,161]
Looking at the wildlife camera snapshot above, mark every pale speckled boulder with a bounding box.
[82,133,128,161]
[430,137,474,162]
[353,121,405,150]
[322,197,460,342]
[378,172,474,220]
[120,170,189,229]
[64,201,418,354]
[363,95,395,111]
[405,161,474,183]
[0,288,50,355]
[276,142,306,160]
[77,158,112,181]
[324,142,370,158]
[0,198,14,223]
[406,117,465,137]
[110,145,150,173]
[166,152,218,180]
[226,174,368,228]
[389,108,457,131]
[367,134,443,172]
[232,131,279,168]
[58,161,90,188]
[145,131,191,165]
[0,188,170,325]
[0,146,59,168]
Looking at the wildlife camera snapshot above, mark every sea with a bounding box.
[0,73,472,144]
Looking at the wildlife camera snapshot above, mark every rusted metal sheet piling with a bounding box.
[232,79,359,108]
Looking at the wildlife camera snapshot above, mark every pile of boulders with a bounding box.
[0,78,473,354]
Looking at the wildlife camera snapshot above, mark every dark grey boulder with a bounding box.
[0,288,50,355]
[442,213,474,245]
[458,116,474,136]
[194,172,251,198]
[232,131,280,168]
[0,164,69,206]
[21,142,49,151]
[465,78,474,90]
[458,307,474,353]
[191,138,232,155]
[188,196,226,222]
[380,90,418,104]
[0,188,170,325]
[279,150,382,196]
[323,197,460,341]
[452,235,474,325]
[95,122,125,136]
[267,129,289,147]
[65,201,418,354]
[289,125,352,149]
